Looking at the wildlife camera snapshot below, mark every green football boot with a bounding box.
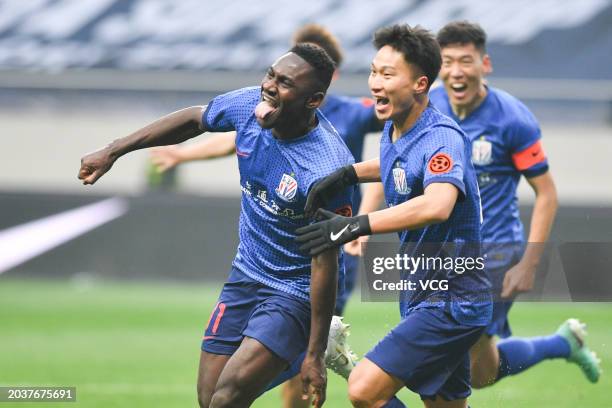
[556,318,602,383]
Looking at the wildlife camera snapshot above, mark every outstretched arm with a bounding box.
[297,183,458,256]
[501,171,557,298]
[353,158,381,182]
[301,248,338,408]
[150,131,237,173]
[367,182,457,233]
[78,106,206,185]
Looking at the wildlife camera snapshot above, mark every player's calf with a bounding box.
[281,376,310,408]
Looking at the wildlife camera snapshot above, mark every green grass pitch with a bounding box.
[0,278,609,407]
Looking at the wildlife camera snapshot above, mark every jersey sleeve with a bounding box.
[202,87,257,133]
[507,109,549,178]
[422,126,466,199]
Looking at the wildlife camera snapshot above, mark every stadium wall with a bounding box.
[1,191,611,284]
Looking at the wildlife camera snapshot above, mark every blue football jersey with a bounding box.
[320,94,381,210]
[379,104,491,326]
[202,87,355,300]
[430,86,548,247]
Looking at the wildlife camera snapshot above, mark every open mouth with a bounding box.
[450,83,468,93]
[374,96,390,109]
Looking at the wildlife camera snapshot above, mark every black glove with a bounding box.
[304,165,358,218]
[296,209,371,256]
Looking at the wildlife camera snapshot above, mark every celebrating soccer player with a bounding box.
[430,21,601,388]
[78,44,354,408]
[297,24,492,407]
[148,24,382,407]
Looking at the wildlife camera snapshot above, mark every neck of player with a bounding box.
[392,94,429,141]
[452,84,488,120]
[272,111,318,140]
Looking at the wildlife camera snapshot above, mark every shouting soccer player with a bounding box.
[297,24,492,408]
[431,21,601,387]
[78,44,354,408]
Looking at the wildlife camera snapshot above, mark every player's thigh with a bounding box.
[197,351,231,407]
[365,308,483,401]
[214,336,289,403]
[348,357,405,405]
[243,287,311,363]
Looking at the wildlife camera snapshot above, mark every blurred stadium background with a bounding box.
[1,1,611,406]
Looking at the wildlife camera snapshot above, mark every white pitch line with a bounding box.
[0,198,129,274]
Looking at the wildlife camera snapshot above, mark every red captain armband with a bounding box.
[334,205,353,217]
[360,97,375,107]
[512,140,546,171]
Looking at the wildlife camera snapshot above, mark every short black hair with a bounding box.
[292,23,344,67]
[289,43,336,92]
[437,21,487,54]
[373,24,441,91]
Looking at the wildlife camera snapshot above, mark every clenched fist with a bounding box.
[78,147,116,185]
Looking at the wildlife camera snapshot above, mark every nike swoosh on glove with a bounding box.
[296,209,371,256]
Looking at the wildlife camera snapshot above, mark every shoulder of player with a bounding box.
[208,86,260,114]
[488,87,539,129]
[421,114,468,150]
[216,85,259,100]
[427,106,464,133]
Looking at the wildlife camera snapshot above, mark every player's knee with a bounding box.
[197,383,213,408]
[348,370,376,407]
[209,385,241,408]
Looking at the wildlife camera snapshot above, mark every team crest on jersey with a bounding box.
[275,173,298,202]
[392,162,411,195]
[472,135,493,165]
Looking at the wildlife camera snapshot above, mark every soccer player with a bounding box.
[296,24,492,407]
[431,21,601,387]
[149,25,381,407]
[78,44,354,408]
[150,24,382,318]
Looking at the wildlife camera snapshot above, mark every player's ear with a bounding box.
[482,54,493,75]
[306,91,325,109]
[414,75,429,95]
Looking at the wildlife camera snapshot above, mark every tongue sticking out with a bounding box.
[255,101,276,120]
